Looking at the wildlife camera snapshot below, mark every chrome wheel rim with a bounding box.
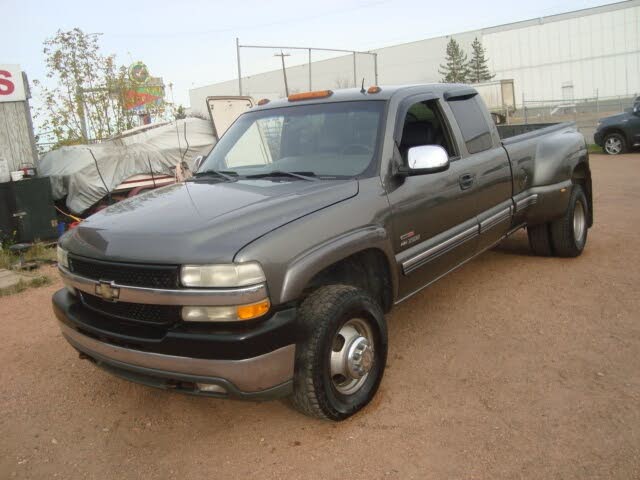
[604,137,622,154]
[330,318,375,395]
[573,200,586,244]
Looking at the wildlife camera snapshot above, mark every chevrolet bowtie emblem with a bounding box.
[95,280,120,302]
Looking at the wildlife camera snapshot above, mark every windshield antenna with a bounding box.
[360,78,366,94]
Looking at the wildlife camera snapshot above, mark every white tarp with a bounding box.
[38,118,215,214]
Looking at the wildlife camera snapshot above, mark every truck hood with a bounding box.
[61,178,358,264]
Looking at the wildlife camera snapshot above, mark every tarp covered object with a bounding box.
[38,118,215,214]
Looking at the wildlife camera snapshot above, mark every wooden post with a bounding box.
[0,67,38,173]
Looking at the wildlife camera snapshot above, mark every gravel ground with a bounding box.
[1,153,639,480]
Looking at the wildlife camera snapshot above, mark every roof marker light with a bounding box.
[288,90,333,102]
[367,86,381,94]
[257,98,270,106]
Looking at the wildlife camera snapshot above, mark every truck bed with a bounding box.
[497,122,575,144]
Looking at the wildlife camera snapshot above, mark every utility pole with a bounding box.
[274,50,291,96]
[76,85,89,142]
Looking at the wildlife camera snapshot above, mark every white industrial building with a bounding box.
[189,0,640,116]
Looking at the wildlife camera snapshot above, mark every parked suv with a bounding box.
[594,102,640,155]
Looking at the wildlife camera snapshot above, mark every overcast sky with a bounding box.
[1,0,621,108]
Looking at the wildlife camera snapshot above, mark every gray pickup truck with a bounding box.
[53,84,592,420]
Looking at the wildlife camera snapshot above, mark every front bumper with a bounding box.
[52,289,297,399]
[594,130,604,146]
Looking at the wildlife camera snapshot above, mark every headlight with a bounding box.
[182,299,271,322]
[56,246,69,269]
[180,262,265,287]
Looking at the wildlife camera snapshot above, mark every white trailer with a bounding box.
[473,79,516,124]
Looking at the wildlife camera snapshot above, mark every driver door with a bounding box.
[388,98,480,299]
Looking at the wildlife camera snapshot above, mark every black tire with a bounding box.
[291,285,387,421]
[527,223,554,256]
[550,184,589,257]
[603,133,626,155]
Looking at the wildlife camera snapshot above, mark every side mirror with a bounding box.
[407,145,450,175]
[193,155,204,171]
[633,104,640,115]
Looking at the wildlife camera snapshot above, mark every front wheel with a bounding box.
[603,133,626,155]
[291,285,387,421]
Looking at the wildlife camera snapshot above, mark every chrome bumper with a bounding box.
[59,322,295,394]
[58,266,268,306]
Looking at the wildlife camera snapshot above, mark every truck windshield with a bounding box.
[200,101,384,178]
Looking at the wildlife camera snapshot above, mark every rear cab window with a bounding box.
[448,97,493,154]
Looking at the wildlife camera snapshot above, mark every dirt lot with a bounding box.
[2,153,639,479]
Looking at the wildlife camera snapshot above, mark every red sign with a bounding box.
[0,65,26,102]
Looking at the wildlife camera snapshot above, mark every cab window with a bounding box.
[398,100,456,161]
[448,97,493,154]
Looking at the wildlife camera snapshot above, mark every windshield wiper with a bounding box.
[192,169,238,182]
[245,170,318,181]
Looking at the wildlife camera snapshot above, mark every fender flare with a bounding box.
[277,226,398,305]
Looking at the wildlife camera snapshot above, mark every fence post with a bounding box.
[308,49,312,91]
[236,37,243,96]
[596,89,599,113]
[522,92,527,124]
[352,52,357,88]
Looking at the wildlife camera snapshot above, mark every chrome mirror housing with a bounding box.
[407,145,450,175]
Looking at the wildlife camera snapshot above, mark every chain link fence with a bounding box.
[509,94,638,144]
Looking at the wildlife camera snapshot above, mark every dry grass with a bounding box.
[0,275,51,297]
[0,242,57,270]
[0,249,13,270]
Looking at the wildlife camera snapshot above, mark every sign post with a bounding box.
[0,64,38,172]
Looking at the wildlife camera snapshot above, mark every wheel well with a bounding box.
[572,161,593,227]
[601,128,628,144]
[303,248,394,313]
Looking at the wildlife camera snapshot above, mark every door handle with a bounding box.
[459,173,475,190]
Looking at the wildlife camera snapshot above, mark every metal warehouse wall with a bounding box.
[189,0,640,115]
[483,1,640,104]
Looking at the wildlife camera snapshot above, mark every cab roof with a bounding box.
[252,83,473,111]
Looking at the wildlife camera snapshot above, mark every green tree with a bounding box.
[438,38,469,83]
[34,28,136,147]
[174,105,186,120]
[467,37,495,83]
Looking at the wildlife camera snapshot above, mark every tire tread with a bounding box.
[550,184,588,257]
[527,223,554,256]
[290,285,384,420]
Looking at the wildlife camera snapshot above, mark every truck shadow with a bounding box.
[491,229,533,256]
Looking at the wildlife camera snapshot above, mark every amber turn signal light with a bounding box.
[367,86,381,94]
[236,299,271,320]
[288,90,333,101]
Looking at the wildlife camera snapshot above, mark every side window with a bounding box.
[448,97,493,154]
[399,100,456,160]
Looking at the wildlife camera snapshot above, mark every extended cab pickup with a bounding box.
[53,84,593,420]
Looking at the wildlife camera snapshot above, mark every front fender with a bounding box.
[233,177,396,306]
[278,226,397,305]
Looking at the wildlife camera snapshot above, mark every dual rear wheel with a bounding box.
[528,184,589,257]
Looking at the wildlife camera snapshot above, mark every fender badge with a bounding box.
[400,231,420,247]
